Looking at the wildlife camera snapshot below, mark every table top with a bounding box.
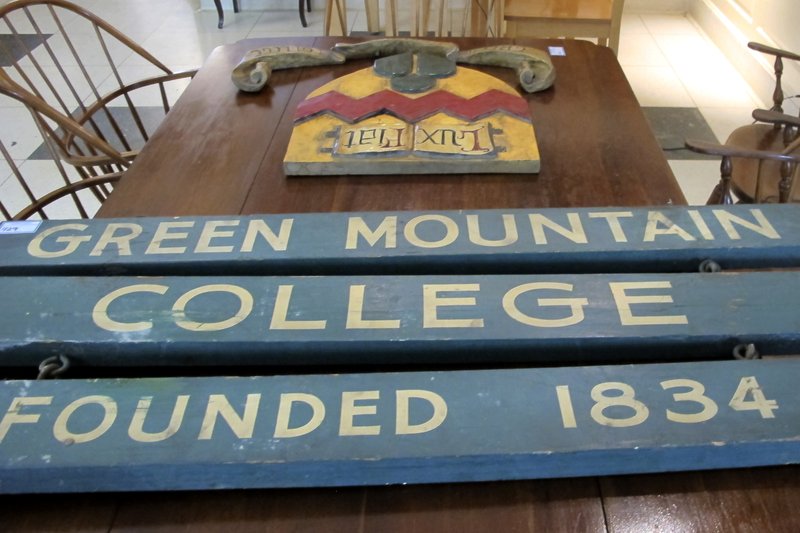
[97,36,684,218]
[12,37,798,533]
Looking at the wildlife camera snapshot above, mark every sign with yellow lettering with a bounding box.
[2,272,800,367]
[1,359,797,493]
[1,205,798,276]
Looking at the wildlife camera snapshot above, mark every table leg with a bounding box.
[385,0,397,36]
[467,0,502,36]
[324,0,348,36]
[299,0,308,26]
[365,0,380,33]
[468,0,488,36]
[233,0,240,13]
[214,0,224,29]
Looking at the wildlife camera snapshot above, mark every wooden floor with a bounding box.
[4,467,800,531]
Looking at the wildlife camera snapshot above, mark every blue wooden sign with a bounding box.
[1,205,799,275]
[2,272,800,366]
[1,359,797,494]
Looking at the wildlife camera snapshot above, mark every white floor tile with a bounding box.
[0,4,82,35]
[679,67,760,108]
[698,107,757,143]
[617,33,669,67]
[248,10,323,36]
[154,9,257,34]
[621,65,695,107]
[781,97,800,116]
[668,160,721,205]
[655,34,760,108]
[5,64,114,115]
[620,13,649,36]
[349,9,368,34]
[125,30,237,69]
[0,159,100,219]
[95,66,193,108]
[0,159,13,190]
[0,107,46,160]
[640,13,703,35]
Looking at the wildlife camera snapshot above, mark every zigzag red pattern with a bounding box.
[294,89,531,123]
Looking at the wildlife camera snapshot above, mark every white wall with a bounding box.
[690,0,800,114]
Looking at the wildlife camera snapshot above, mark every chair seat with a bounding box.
[727,124,800,203]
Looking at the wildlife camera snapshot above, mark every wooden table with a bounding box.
[96,36,683,217]
[6,37,799,532]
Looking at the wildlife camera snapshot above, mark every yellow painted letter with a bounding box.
[340,391,381,436]
[346,216,397,249]
[404,215,459,248]
[145,221,194,254]
[0,396,52,442]
[27,224,90,258]
[90,223,143,256]
[270,285,327,330]
[241,219,293,252]
[128,395,190,443]
[609,281,689,326]
[172,284,253,332]
[198,394,260,440]
[423,284,484,328]
[466,214,518,247]
[93,284,169,332]
[346,285,401,329]
[53,395,118,444]
[503,282,588,327]
[274,393,326,438]
[396,390,447,435]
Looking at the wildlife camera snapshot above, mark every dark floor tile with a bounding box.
[0,33,51,67]
[642,106,719,160]
[29,106,166,160]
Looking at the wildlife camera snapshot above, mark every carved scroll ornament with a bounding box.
[231,39,555,94]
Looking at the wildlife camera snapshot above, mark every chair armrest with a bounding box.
[685,139,800,204]
[685,139,800,163]
[748,42,800,62]
[752,109,800,129]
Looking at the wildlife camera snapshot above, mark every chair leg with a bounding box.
[324,0,347,36]
[233,0,240,13]
[214,0,224,29]
[307,0,312,13]
[299,0,308,27]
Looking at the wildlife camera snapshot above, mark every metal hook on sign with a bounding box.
[732,343,760,360]
[37,355,70,380]
[699,259,722,273]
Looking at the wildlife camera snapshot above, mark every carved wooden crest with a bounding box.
[283,51,540,176]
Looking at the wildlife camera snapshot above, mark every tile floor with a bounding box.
[0,1,782,217]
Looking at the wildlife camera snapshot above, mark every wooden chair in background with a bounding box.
[0,0,196,180]
[686,130,800,205]
[213,0,240,29]
[503,0,625,55]
[0,84,122,220]
[215,1,312,30]
[710,42,800,203]
[324,0,503,37]
[324,0,349,35]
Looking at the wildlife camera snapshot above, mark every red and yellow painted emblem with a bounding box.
[283,60,541,176]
